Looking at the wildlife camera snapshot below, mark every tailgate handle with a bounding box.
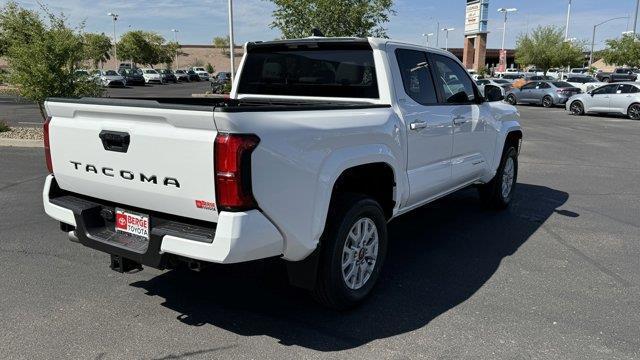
[99,130,130,153]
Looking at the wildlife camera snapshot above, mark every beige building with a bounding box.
[0,45,244,72]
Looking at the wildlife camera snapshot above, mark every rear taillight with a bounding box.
[214,133,260,211]
[43,116,53,173]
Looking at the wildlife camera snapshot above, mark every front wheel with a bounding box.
[570,101,584,116]
[628,103,640,120]
[542,96,553,108]
[313,195,387,310]
[478,146,518,209]
[506,94,517,105]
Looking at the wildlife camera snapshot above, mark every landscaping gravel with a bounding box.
[0,126,43,140]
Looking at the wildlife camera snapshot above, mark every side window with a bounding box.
[430,54,476,104]
[619,84,639,94]
[476,80,489,85]
[592,84,617,95]
[539,82,551,89]
[395,49,438,105]
[521,82,537,90]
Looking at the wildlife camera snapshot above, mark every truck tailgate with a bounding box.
[45,99,219,222]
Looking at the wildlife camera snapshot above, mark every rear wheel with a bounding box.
[570,101,584,116]
[542,96,553,108]
[628,103,640,120]
[506,94,517,105]
[602,77,611,83]
[312,194,387,310]
[479,146,518,210]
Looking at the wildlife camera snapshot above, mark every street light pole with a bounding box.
[441,28,454,51]
[634,0,639,35]
[228,0,236,83]
[108,13,118,66]
[436,21,440,48]
[422,33,434,47]
[171,29,179,68]
[564,0,572,40]
[497,8,518,51]
[589,16,629,66]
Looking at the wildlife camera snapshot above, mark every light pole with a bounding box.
[422,33,434,47]
[634,0,640,35]
[589,16,628,66]
[108,13,118,66]
[497,8,517,51]
[564,0,572,40]
[436,21,440,48]
[441,28,454,51]
[228,0,236,83]
[171,29,179,68]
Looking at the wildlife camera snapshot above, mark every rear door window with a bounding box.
[395,49,438,105]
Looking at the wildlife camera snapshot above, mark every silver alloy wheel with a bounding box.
[501,157,515,199]
[629,105,640,120]
[570,101,583,115]
[543,96,552,108]
[507,95,516,105]
[341,217,379,290]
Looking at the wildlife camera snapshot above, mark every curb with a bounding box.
[0,138,43,148]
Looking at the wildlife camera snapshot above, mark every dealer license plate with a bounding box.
[115,208,150,239]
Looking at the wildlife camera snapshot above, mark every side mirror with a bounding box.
[484,85,504,102]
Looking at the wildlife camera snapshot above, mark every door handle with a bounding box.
[453,116,469,125]
[409,121,428,130]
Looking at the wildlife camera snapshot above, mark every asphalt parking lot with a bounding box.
[0,81,212,127]
[1,105,639,359]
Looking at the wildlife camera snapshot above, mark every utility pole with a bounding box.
[436,21,440,48]
[497,8,517,51]
[590,16,628,66]
[171,29,179,68]
[108,13,118,66]
[228,0,236,83]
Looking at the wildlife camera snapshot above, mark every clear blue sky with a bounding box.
[4,0,638,50]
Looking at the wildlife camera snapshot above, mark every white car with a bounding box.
[92,69,126,87]
[140,68,163,84]
[476,78,513,96]
[567,82,640,120]
[191,67,210,81]
[565,75,607,93]
[43,37,522,309]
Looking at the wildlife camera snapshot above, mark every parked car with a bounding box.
[118,68,145,86]
[158,69,177,84]
[567,82,640,120]
[546,69,564,80]
[42,37,522,309]
[212,72,232,83]
[92,69,126,87]
[595,68,638,83]
[74,69,91,79]
[525,75,555,81]
[498,73,525,82]
[185,69,200,82]
[565,75,607,93]
[191,67,210,81]
[570,68,589,74]
[140,68,163,84]
[173,69,190,82]
[506,80,582,107]
[476,78,512,95]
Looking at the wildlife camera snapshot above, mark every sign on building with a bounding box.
[465,0,489,35]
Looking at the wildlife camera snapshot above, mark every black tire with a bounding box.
[602,77,611,83]
[312,194,388,310]
[506,94,517,105]
[478,146,518,210]
[542,95,553,108]
[570,101,584,116]
[628,103,640,120]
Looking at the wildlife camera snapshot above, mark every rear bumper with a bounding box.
[42,175,283,267]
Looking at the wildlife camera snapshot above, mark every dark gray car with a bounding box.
[506,81,582,107]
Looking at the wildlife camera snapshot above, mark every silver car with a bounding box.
[92,69,126,87]
[505,81,582,108]
[476,78,512,96]
[566,82,640,120]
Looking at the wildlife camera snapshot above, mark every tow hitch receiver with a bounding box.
[110,254,143,273]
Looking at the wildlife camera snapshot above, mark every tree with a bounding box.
[213,35,232,56]
[269,0,395,39]
[206,63,215,74]
[515,26,586,75]
[83,33,112,68]
[600,33,640,68]
[0,1,102,120]
[117,31,175,67]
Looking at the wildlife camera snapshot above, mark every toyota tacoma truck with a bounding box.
[595,68,638,83]
[43,37,522,309]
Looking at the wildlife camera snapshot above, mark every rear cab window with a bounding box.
[237,41,379,99]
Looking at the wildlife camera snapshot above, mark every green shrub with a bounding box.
[0,120,11,133]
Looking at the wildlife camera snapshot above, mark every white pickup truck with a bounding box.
[43,38,521,309]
